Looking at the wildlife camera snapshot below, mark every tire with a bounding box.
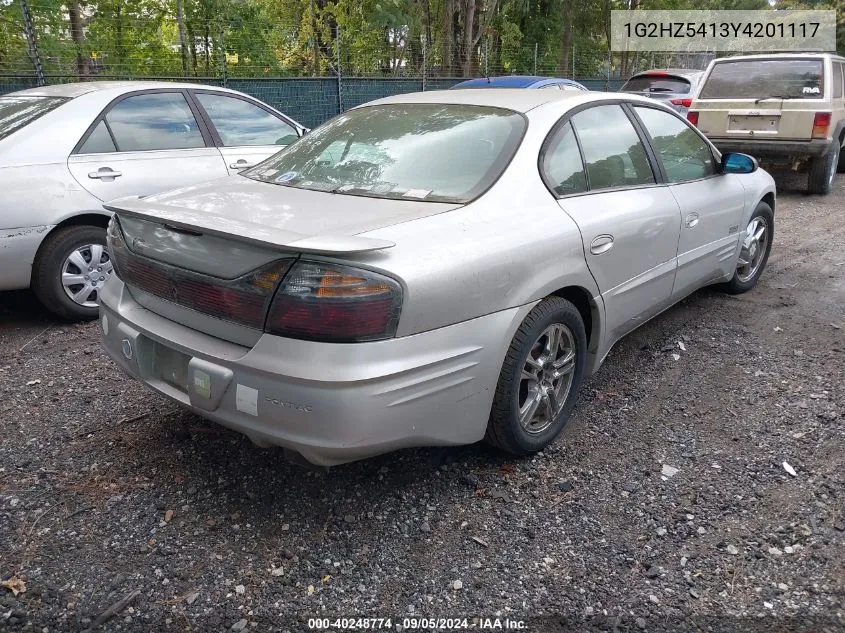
[838,141,845,174]
[485,297,587,456]
[807,143,839,194]
[32,225,111,321]
[722,201,774,295]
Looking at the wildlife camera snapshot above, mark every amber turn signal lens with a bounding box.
[316,271,391,298]
[812,112,831,139]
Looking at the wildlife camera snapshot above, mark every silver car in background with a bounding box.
[0,81,306,320]
[620,69,704,115]
[99,89,775,466]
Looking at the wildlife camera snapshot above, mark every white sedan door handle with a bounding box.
[590,234,614,255]
[685,212,700,228]
[88,167,122,180]
[230,160,256,170]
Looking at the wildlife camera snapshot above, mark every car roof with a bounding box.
[365,89,650,113]
[7,80,235,99]
[366,88,579,112]
[452,75,580,89]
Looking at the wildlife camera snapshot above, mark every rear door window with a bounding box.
[0,96,67,141]
[78,120,116,153]
[570,105,655,190]
[102,92,205,152]
[699,59,824,99]
[622,75,691,94]
[834,62,843,99]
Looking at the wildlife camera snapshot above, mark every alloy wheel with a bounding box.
[518,323,577,435]
[736,216,768,283]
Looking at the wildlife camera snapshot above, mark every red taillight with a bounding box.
[671,98,693,108]
[266,261,402,343]
[107,217,293,328]
[812,112,831,139]
[687,111,699,126]
[645,71,669,76]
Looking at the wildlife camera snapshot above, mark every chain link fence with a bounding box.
[0,0,718,128]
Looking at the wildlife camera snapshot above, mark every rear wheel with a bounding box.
[837,141,845,173]
[807,143,839,194]
[32,225,112,321]
[485,297,586,456]
[721,201,773,295]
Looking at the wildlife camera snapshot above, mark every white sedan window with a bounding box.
[104,93,205,152]
[195,93,298,147]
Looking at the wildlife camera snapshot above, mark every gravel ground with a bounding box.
[1,173,843,633]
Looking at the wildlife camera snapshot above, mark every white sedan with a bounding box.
[0,81,306,319]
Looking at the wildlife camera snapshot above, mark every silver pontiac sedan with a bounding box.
[99,89,776,466]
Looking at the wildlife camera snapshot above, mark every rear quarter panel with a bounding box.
[0,163,108,231]
[353,100,601,338]
[0,163,108,290]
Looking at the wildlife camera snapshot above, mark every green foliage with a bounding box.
[1,0,842,78]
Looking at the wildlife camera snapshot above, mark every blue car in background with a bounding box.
[450,76,588,91]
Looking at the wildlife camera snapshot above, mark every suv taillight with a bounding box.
[266,261,402,343]
[671,98,692,108]
[686,111,699,126]
[812,112,831,139]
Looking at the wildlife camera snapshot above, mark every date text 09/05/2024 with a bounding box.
[307,617,528,630]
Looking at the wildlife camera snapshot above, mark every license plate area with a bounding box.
[152,342,191,393]
[728,115,780,133]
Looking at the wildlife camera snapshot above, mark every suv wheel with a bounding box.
[838,142,845,174]
[807,143,839,195]
[32,225,113,321]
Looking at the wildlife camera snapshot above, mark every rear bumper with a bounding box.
[708,138,831,159]
[99,276,531,466]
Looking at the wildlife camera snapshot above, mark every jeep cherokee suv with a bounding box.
[688,53,845,194]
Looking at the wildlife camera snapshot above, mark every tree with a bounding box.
[68,0,90,77]
[176,0,190,76]
[0,0,841,81]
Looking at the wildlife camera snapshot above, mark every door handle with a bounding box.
[685,212,700,228]
[590,234,614,255]
[88,168,122,180]
[230,160,256,169]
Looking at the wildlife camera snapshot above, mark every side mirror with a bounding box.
[721,152,758,174]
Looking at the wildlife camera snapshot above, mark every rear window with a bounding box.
[699,59,824,99]
[244,103,526,203]
[621,75,691,94]
[0,96,67,141]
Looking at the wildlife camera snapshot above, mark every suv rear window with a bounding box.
[699,59,824,99]
[0,96,67,141]
[621,75,691,94]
